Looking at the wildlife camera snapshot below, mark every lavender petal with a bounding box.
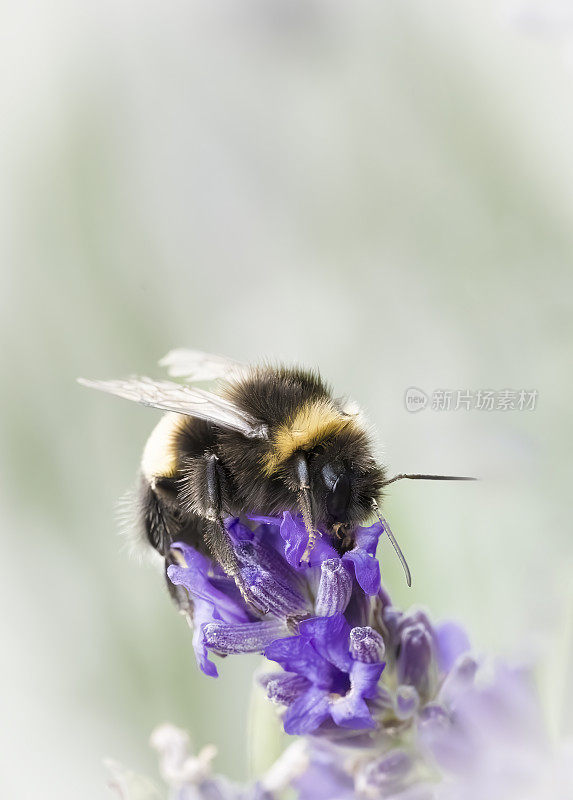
[343,548,381,595]
[298,614,353,673]
[282,686,332,735]
[265,634,340,688]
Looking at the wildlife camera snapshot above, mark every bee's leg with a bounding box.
[201,454,267,614]
[137,474,200,618]
[139,473,181,556]
[203,518,267,616]
[293,452,319,564]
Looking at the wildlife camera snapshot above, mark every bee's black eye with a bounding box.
[326,472,351,520]
[321,463,337,490]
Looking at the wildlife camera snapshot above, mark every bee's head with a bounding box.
[287,425,386,534]
[277,404,474,583]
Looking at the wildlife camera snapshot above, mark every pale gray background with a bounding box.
[1,1,573,797]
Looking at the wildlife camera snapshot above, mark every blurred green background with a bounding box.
[2,1,573,797]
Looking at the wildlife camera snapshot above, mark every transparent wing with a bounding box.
[158,349,244,382]
[78,376,268,439]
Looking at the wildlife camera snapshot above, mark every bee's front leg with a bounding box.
[202,518,266,616]
[201,454,267,616]
[332,523,354,554]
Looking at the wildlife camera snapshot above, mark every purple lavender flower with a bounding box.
[161,511,573,800]
[166,514,384,678]
[167,542,256,678]
[263,614,385,734]
[292,655,573,800]
[165,513,474,747]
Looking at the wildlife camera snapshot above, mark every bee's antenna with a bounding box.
[372,501,412,588]
[293,453,319,562]
[382,473,477,486]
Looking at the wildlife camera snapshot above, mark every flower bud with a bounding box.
[438,653,478,706]
[395,684,420,720]
[315,559,352,616]
[259,672,310,706]
[349,626,386,663]
[357,750,413,797]
[203,619,289,654]
[234,539,306,594]
[397,621,434,696]
[240,566,309,618]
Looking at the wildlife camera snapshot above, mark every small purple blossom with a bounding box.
[159,512,573,800]
[113,509,571,800]
[251,512,383,594]
[264,614,385,735]
[167,514,383,679]
[168,543,252,677]
[292,655,573,800]
[315,558,353,616]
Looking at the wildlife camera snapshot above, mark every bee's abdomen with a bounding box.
[141,413,188,483]
[138,413,218,554]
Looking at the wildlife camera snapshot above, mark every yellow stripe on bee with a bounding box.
[262,400,355,475]
[141,412,187,481]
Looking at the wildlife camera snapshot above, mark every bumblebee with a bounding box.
[80,350,473,605]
